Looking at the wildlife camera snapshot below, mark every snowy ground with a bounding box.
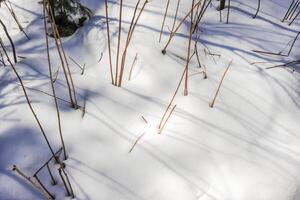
[1,0,300,199]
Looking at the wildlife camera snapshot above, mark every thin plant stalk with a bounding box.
[118,0,148,87]
[104,0,115,85]
[171,0,181,33]
[159,105,176,134]
[0,39,57,161]
[129,132,145,153]
[287,31,300,55]
[4,0,30,39]
[34,175,54,200]
[184,0,195,96]
[226,0,231,23]
[159,0,171,42]
[253,0,261,19]
[115,0,124,85]
[12,165,54,200]
[209,61,232,108]
[44,0,68,160]
[289,10,300,25]
[288,0,300,20]
[282,0,296,21]
[47,4,78,109]
[162,0,202,54]
[0,20,17,63]
[158,66,188,129]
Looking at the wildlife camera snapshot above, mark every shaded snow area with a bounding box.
[1,0,300,200]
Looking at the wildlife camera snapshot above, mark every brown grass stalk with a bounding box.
[104,0,115,84]
[171,0,181,34]
[115,0,124,85]
[12,165,54,200]
[184,0,195,96]
[209,61,232,108]
[162,0,202,54]
[4,0,30,40]
[44,0,68,160]
[129,132,145,153]
[0,38,57,161]
[117,0,148,87]
[0,19,17,63]
[159,105,176,134]
[47,2,78,109]
[159,0,170,42]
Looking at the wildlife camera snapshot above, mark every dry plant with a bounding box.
[184,0,195,96]
[161,0,202,54]
[159,0,171,42]
[171,0,181,33]
[226,0,231,23]
[129,132,145,153]
[58,166,75,198]
[43,0,68,160]
[47,2,78,109]
[0,38,57,161]
[158,66,187,129]
[4,0,30,39]
[12,165,54,200]
[193,0,212,33]
[104,0,115,84]
[0,19,17,63]
[287,0,300,21]
[282,0,299,22]
[253,0,261,18]
[115,0,124,85]
[159,104,176,134]
[209,61,232,108]
[117,0,148,87]
[289,9,300,25]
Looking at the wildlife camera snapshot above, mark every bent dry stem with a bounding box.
[0,38,58,162]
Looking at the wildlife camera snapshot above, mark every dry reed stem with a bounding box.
[159,105,177,134]
[141,115,148,124]
[253,0,261,18]
[12,165,54,200]
[129,132,145,153]
[159,0,171,42]
[184,0,195,96]
[171,0,181,34]
[104,0,115,84]
[46,5,75,108]
[118,0,148,87]
[4,0,30,39]
[282,0,297,21]
[0,19,17,63]
[158,66,186,129]
[0,38,58,161]
[209,60,232,108]
[226,0,231,23]
[115,0,124,85]
[48,5,78,109]
[44,0,67,160]
[162,0,202,54]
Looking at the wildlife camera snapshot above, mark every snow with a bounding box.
[0,0,300,200]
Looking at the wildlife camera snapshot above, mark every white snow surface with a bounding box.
[1,0,300,200]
